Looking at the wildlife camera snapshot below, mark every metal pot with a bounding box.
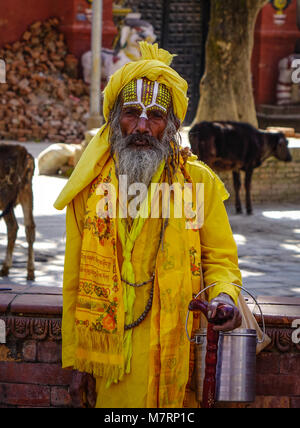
[193,328,257,402]
[186,284,265,403]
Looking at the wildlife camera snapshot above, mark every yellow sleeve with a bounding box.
[197,167,242,305]
[61,187,89,368]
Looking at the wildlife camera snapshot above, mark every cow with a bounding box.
[0,144,35,280]
[189,121,292,215]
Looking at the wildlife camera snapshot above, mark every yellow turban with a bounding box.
[54,42,189,210]
[103,42,188,122]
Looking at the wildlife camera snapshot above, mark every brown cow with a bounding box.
[0,144,35,280]
[189,121,292,215]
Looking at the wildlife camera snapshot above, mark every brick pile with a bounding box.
[0,18,90,144]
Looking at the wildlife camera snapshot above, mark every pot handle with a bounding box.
[185,283,266,344]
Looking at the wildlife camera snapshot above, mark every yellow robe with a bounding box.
[61,157,242,408]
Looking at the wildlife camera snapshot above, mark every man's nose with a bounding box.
[135,117,150,134]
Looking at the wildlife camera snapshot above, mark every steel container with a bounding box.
[186,284,265,404]
[194,328,257,402]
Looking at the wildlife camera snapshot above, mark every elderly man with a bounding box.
[55,42,244,408]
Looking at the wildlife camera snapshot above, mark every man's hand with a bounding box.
[69,370,97,408]
[208,293,242,332]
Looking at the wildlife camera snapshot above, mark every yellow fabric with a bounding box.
[55,41,242,408]
[59,155,242,407]
[103,41,188,123]
[73,155,209,407]
[95,208,199,408]
[117,161,165,378]
[73,159,124,382]
[73,158,165,386]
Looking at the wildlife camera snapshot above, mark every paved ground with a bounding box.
[226,203,300,297]
[0,142,66,289]
[0,140,299,298]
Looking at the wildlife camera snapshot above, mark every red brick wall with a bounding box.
[1,318,299,408]
[0,0,117,59]
[0,318,72,408]
[0,292,299,408]
[255,352,300,408]
[220,147,300,205]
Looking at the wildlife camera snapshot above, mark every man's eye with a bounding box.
[124,109,139,116]
[148,110,164,119]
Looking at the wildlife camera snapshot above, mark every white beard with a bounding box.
[117,146,164,189]
[110,125,170,188]
[109,104,180,189]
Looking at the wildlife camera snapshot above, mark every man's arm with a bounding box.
[199,169,242,306]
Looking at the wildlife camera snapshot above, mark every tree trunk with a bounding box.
[193,0,269,127]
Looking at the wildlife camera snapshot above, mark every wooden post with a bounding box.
[202,323,219,408]
[87,0,103,130]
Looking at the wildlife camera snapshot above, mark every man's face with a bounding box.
[110,79,178,188]
[119,78,171,148]
[119,105,168,147]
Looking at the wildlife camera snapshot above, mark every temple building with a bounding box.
[0,0,300,126]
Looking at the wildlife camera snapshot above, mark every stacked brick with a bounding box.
[0,287,72,408]
[0,339,72,408]
[254,352,300,408]
[0,18,89,144]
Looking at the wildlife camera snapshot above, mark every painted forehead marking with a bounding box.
[122,79,171,119]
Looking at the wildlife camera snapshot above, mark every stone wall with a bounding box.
[219,147,300,206]
[0,334,71,408]
[0,287,299,408]
[0,285,71,408]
